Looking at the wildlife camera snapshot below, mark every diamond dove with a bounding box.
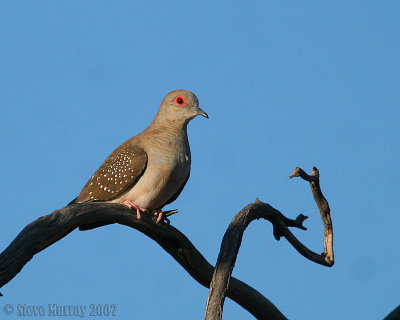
[70,89,208,229]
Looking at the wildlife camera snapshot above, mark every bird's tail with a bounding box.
[68,197,78,205]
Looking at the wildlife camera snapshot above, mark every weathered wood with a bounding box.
[0,167,336,320]
[205,167,334,320]
[289,167,334,265]
[0,203,285,319]
[384,305,400,320]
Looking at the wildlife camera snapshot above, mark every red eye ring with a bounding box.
[174,96,187,106]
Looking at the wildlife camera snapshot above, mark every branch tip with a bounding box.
[295,214,308,231]
[164,209,178,218]
[289,167,301,179]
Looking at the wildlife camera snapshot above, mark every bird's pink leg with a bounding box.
[154,209,165,223]
[121,200,147,220]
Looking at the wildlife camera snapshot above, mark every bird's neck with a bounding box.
[146,116,188,137]
[142,118,189,150]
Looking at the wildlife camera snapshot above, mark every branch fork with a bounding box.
[205,167,334,320]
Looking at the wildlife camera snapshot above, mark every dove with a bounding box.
[70,90,207,229]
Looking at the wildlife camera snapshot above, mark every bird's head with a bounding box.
[157,89,208,124]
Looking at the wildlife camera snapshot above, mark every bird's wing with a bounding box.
[75,142,148,202]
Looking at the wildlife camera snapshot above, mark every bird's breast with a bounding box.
[112,144,191,211]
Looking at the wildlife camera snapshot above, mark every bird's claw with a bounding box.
[153,209,170,224]
[121,200,147,220]
[154,209,164,224]
[121,201,170,224]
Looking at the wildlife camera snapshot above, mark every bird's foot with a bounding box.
[152,209,170,224]
[154,209,164,224]
[121,200,147,220]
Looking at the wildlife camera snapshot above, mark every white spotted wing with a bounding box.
[76,143,148,202]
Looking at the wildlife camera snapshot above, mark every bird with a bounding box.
[70,89,208,230]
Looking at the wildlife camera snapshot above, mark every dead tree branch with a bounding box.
[205,167,334,320]
[289,166,334,264]
[0,203,286,320]
[384,305,400,320]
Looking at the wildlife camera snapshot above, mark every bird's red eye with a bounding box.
[174,96,187,106]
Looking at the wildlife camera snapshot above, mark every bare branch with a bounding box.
[1,166,333,320]
[0,203,285,320]
[289,166,334,265]
[384,305,400,320]
[205,167,334,320]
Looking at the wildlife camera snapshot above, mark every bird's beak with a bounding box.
[196,107,208,118]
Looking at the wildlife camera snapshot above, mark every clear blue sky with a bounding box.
[1,1,399,319]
